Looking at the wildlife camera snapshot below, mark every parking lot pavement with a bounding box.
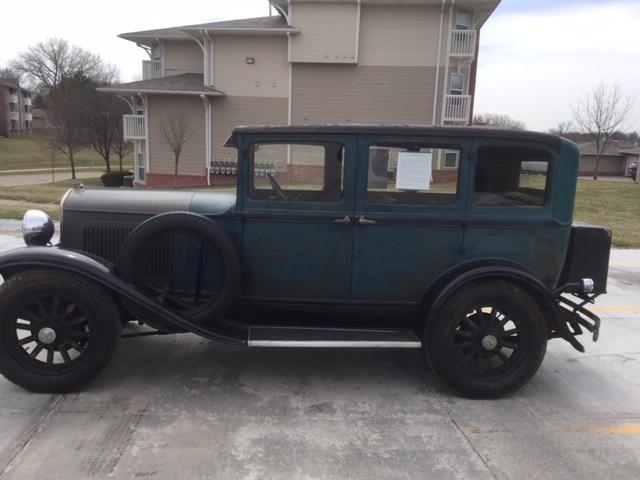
[0,234,639,480]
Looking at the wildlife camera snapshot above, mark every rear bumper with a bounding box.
[556,293,601,343]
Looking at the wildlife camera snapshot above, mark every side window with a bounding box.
[249,142,344,202]
[474,146,551,207]
[367,145,459,205]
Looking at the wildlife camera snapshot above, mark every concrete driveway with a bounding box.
[0,232,639,479]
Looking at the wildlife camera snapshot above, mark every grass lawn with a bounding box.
[0,133,133,171]
[0,178,103,220]
[574,179,640,248]
[0,177,638,248]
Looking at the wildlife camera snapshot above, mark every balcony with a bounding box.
[449,30,477,57]
[142,59,163,80]
[9,94,18,104]
[123,114,146,140]
[8,111,19,121]
[24,97,32,106]
[25,113,33,121]
[443,95,472,123]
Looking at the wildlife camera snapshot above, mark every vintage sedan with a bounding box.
[0,125,611,397]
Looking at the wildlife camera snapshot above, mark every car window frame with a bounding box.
[356,135,468,215]
[239,134,356,214]
[468,138,557,219]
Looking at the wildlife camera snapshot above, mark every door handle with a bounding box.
[334,216,351,225]
[358,216,376,225]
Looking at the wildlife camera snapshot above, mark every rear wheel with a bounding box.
[426,280,547,398]
[0,269,121,393]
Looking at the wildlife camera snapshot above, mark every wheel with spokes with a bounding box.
[0,269,120,393]
[426,280,547,398]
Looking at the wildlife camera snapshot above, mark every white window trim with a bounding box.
[443,150,460,170]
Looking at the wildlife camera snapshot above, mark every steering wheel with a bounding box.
[266,173,287,200]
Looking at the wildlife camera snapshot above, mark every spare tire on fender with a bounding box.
[116,212,242,325]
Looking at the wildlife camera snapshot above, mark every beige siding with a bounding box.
[359,5,443,67]
[290,2,358,64]
[164,41,203,76]
[148,95,206,176]
[292,64,435,124]
[212,36,289,98]
[212,96,288,160]
[579,155,626,175]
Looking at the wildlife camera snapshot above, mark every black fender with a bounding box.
[0,247,246,346]
[420,260,585,353]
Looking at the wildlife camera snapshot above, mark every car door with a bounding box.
[239,134,356,301]
[350,135,469,303]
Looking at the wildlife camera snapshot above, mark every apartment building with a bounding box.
[101,0,500,186]
[0,78,33,137]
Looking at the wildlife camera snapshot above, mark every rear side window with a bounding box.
[474,146,551,207]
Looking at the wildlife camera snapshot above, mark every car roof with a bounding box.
[225,124,563,151]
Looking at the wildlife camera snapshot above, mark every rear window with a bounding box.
[474,146,551,207]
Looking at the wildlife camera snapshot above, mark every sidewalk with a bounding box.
[0,169,103,187]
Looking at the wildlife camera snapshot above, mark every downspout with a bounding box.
[432,0,446,125]
[201,94,212,186]
[203,30,214,87]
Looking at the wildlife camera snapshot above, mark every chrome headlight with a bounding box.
[22,210,54,246]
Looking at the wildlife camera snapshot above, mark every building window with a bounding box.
[25,121,30,129]
[9,103,16,112]
[450,73,464,95]
[366,145,459,205]
[137,152,146,182]
[474,146,551,207]
[444,150,459,169]
[456,9,473,30]
[249,142,345,202]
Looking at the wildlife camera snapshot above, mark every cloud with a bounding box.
[476,0,640,131]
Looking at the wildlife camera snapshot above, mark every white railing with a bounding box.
[25,113,32,121]
[24,97,32,106]
[142,59,163,80]
[9,94,18,104]
[443,95,472,123]
[123,114,146,140]
[449,29,477,57]
[8,111,19,121]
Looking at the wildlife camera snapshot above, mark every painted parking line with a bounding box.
[588,306,640,313]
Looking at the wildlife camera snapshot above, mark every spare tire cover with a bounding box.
[116,211,242,324]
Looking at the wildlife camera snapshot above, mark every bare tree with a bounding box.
[112,124,133,172]
[45,74,93,179]
[160,111,194,188]
[549,121,573,136]
[9,38,119,92]
[0,66,19,80]
[86,92,129,172]
[473,114,526,130]
[573,82,634,180]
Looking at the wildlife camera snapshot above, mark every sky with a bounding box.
[0,0,638,132]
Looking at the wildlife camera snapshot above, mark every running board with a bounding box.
[248,327,422,348]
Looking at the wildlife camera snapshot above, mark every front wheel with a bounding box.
[426,280,547,398]
[0,269,121,393]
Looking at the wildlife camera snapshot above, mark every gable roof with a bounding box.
[97,73,224,97]
[578,140,640,157]
[119,16,298,43]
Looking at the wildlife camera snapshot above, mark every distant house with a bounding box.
[99,0,501,186]
[0,78,33,137]
[577,140,640,177]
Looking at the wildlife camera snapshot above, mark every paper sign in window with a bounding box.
[395,152,432,191]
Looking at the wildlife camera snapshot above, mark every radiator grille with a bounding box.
[83,225,132,263]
